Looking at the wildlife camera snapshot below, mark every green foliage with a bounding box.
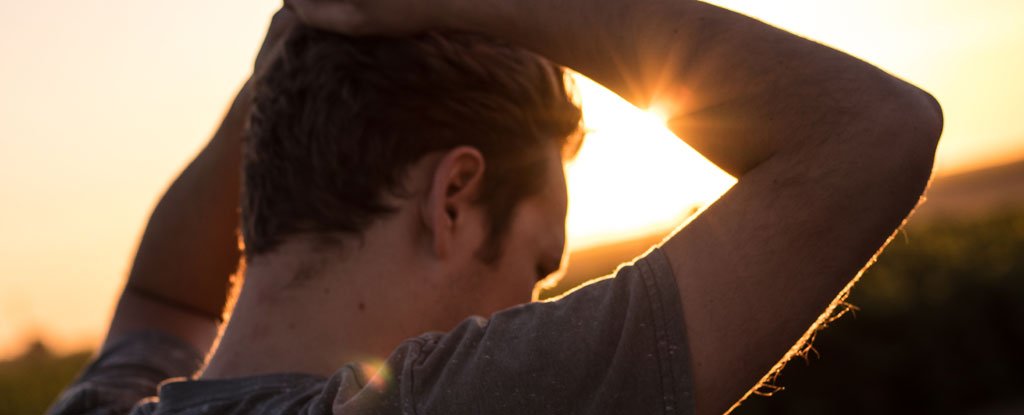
[737,210,1024,414]
[0,343,91,415]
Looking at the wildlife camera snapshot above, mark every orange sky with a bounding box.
[1,0,1022,359]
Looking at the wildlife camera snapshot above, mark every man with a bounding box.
[50,0,942,413]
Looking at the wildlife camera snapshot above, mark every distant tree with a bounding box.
[0,341,91,414]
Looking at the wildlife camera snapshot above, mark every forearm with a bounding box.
[105,84,250,350]
[451,0,940,176]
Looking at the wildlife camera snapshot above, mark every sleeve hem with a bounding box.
[638,248,697,414]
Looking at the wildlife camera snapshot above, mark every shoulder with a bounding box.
[365,248,695,414]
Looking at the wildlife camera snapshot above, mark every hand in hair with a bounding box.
[284,0,443,36]
[252,8,300,87]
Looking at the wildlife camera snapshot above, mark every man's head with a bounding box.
[241,27,582,319]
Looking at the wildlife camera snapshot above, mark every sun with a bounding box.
[564,73,736,251]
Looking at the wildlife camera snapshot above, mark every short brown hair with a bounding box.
[242,27,582,261]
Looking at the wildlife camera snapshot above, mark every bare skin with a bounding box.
[99,2,942,414]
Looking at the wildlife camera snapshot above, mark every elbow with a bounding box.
[908,89,944,154]
[899,88,943,183]
[867,86,944,210]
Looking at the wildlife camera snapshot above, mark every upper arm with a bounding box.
[661,92,942,414]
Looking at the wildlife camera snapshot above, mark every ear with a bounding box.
[421,146,486,259]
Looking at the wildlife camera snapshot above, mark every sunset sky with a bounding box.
[1,0,1022,359]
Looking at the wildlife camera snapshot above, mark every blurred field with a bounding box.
[2,160,1022,414]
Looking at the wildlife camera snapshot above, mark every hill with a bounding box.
[912,159,1024,223]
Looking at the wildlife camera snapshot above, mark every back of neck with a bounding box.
[200,253,413,379]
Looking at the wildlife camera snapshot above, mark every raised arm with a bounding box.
[102,10,297,354]
[287,1,942,413]
[102,86,245,354]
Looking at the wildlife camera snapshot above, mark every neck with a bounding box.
[201,235,439,379]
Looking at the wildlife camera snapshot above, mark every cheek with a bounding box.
[495,231,545,303]
[473,259,537,314]
[447,255,535,320]
[493,266,538,309]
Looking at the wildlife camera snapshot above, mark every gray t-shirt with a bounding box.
[49,248,694,414]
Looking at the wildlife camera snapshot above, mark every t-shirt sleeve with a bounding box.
[46,330,204,415]
[350,248,695,415]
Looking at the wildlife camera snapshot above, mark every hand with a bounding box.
[284,0,443,36]
[253,8,300,84]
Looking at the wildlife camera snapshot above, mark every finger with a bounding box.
[255,8,299,75]
[286,0,369,34]
[267,9,298,42]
